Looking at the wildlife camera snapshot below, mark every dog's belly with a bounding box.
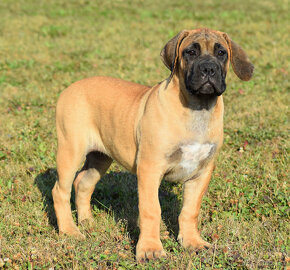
[165,142,216,182]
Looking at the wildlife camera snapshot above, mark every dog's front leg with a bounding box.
[178,162,214,250]
[136,164,166,261]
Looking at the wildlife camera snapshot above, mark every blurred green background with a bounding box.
[0,0,289,268]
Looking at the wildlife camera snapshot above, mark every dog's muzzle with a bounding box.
[185,59,226,96]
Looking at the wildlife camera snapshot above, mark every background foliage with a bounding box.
[0,0,289,268]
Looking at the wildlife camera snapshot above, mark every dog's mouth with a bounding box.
[185,68,227,97]
[194,80,219,95]
[198,81,215,92]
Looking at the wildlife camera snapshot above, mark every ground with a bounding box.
[0,0,289,269]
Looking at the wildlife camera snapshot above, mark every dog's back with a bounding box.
[56,76,150,170]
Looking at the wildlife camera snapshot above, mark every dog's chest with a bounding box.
[180,142,215,172]
[165,142,216,182]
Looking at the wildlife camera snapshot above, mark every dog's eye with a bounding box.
[218,50,226,57]
[187,50,197,56]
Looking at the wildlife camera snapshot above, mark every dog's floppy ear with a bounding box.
[223,33,254,81]
[160,30,189,82]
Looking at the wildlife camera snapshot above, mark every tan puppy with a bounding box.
[52,28,253,261]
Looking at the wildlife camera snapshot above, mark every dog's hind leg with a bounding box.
[52,142,86,239]
[74,151,112,224]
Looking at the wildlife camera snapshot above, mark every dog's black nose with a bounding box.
[199,62,217,77]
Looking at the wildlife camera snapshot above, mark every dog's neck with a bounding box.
[183,93,218,111]
[160,76,223,141]
[165,76,218,111]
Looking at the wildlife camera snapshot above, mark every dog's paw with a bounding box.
[178,234,211,250]
[77,206,94,224]
[79,218,97,236]
[136,239,166,262]
[59,225,86,240]
[79,216,95,227]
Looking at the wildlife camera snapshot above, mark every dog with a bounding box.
[52,28,254,261]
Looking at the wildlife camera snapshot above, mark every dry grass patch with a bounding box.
[0,0,289,268]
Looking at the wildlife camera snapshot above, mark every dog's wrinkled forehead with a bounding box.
[180,29,228,53]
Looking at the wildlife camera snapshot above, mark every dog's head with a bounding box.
[161,28,254,96]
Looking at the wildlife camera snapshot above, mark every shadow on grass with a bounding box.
[34,169,59,230]
[34,168,181,242]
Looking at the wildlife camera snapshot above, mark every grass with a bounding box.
[0,0,289,268]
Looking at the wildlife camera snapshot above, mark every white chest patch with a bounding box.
[180,143,215,173]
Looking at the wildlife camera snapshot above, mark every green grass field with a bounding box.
[0,0,289,269]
